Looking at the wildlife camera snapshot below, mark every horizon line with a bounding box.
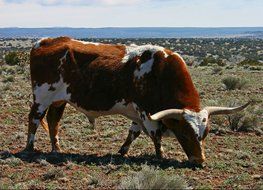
[1,26,263,29]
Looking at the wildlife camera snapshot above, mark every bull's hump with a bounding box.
[122,44,168,63]
[33,36,71,49]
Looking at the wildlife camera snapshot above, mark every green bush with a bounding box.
[4,51,20,66]
[119,165,190,190]
[222,76,247,90]
[42,167,65,181]
[200,56,226,66]
[237,115,260,132]
[212,66,223,75]
[239,59,262,66]
[249,66,262,71]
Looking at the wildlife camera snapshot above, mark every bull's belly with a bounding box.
[68,99,141,123]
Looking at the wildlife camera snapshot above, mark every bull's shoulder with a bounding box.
[33,36,71,49]
[122,44,173,63]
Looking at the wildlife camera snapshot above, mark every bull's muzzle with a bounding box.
[189,151,206,164]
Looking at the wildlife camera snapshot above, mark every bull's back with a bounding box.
[30,37,127,84]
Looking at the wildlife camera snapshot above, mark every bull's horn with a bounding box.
[149,109,184,121]
[204,101,251,116]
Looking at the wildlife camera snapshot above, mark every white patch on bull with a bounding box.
[71,39,100,46]
[134,58,154,80]
[69,99,140,123]
[28,134,35,144]
[183,109,208,140]
[173,52,187,65]
[33,37,48,49]
[133,107,159,137]
[122,44,168,63]
[59,50,69,68]
[33,75,71,114]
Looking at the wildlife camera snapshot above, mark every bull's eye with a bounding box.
[202,118,206,123]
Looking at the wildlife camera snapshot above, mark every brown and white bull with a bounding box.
[25,37,249,164]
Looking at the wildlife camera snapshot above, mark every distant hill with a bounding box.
[0,27,263,38]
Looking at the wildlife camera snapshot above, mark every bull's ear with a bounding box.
[149,109,184,121]
[204,101,251,116]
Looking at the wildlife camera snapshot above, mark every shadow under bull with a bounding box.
[0,150,203,170]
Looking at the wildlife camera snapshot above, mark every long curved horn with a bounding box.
[149,109,184,121]
[204,101,251,116]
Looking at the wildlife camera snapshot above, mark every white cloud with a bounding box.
[2,0,144,6]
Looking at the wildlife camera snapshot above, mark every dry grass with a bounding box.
[119,164,190,189]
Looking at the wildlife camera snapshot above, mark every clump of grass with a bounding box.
[4,51,20,66]
[227,113,245,131]
[249,66,262,71]
[2,76,14,83]
[42,167,65,181]
[239,59,262,66]
[222,76,247,90]
[227,111,259,132]
[237,115,260,132]
[212,66,223,75]
[119,164,190,190]
[0,156,23,167]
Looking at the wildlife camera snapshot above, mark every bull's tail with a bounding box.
[40,119,49,133]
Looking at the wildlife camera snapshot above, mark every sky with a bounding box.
[0,0,262,27]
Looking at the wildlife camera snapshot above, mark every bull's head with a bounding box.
[149,102,250,164]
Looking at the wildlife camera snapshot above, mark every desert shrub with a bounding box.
[227,110,259,132]
[212,66,223,75]
[119,164,190,190]
[237,115,260,132]
[227,113,245,131]
[2,76,14,83]
[0,156,23,167]
[222,76,247,90]
[225,65,234,70]
[4,51,20,66]
[249,66,262,71]
[239,59,262,66]
[200,56,226,66]
[43,167,65,181]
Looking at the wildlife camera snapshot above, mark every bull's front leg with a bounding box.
[118,122,142,156]
[150,128,164,159]
[139,113,164,158]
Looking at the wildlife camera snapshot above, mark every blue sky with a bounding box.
[0,0,262,27]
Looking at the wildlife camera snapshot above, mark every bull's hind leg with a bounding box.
[118,122,142,156]
[46,102,66,153]
[25,103,48,151]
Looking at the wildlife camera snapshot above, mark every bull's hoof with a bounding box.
[23,144,35,152]
[156,154,163,159]
[51,148,62,154]
[155,151,165,159]
[118,146,129,157]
